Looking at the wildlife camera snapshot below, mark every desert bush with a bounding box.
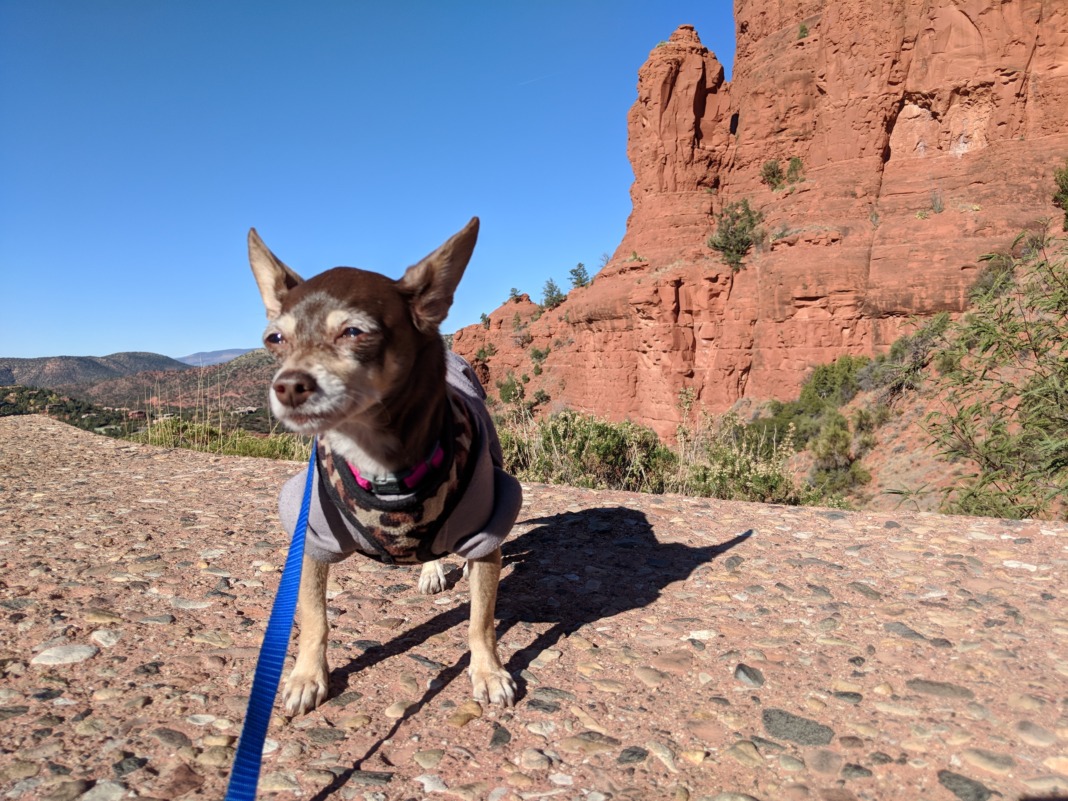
[926,232,1068,519]
[786,156,804,184]
[496,372,524,404]
[129,416,310,461]
[494,397,838,505]
[811,411,853,471]
[800,355,868,409]
[708,198,764,272]
[856,312,950,401]
[760,160,785,189]
[968,251,1015,301]
[671,413,821,505]
[498,409,673,494]
[474,342,497,362]
[749,354,870,455]
[1054,157,1068,230]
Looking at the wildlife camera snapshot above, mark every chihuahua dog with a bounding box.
[248,217,521,715]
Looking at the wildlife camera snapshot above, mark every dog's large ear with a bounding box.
[398,217,479,333]
[248,228,303,319]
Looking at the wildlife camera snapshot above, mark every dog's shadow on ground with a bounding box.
[309,506,751,796]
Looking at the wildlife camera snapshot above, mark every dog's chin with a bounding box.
[269,397,339,435]
[271,397,376,435]
[276,413,331,435]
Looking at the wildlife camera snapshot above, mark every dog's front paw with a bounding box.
[282,663,328,716]
[470,667,517,707]
[418,560,448,595]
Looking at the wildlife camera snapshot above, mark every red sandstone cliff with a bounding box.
[454,1,1068,437]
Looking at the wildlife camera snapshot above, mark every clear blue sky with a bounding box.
[0,2,735,359]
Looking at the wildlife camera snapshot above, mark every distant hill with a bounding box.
[0,352,190,389]
[64,348,275,415]
[176,348,258,367]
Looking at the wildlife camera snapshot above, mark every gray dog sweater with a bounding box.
[278,353,522,565]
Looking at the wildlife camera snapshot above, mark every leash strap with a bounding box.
[224,438,317,801]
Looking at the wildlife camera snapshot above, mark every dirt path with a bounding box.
[1,415,1066,800]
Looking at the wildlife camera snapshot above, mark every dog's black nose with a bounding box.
[273,370,318,408]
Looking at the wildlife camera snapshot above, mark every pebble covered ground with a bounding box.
[2,415,1067,801]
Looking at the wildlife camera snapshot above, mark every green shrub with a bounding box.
[799,355,869,409]
[856,312,950,401]
[672,413,818,505]
[749,354,870,454]
[479,313,490,329]
[1053,157,1068,230]
[493,402,848,506]
[969,251,1015,301]
[496,372,523,404]
[499,410,674,494]
[708,198,764,272]
[760,160,785,189]
[811,411,852,471]
[786,156,804,184]
[474,342,497,361]
[926,232,1068,519]
[798,23,809,38]
[128,417,309,460]
[812,460,871,496]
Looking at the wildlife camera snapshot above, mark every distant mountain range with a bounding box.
[176,348,257,367]
[0,348,274,413]
[60,349,275,412]
[0,352,190,388]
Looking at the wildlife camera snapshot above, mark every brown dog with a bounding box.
[248,218,520,715]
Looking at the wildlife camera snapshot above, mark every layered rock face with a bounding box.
[454,1,1068,437]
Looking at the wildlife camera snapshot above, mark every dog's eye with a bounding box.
[265,332,284,345]
[341,327,363,339]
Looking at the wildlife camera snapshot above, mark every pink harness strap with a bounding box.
[347,442,446,494]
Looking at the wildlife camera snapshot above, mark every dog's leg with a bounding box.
[467,548,515,706]
[418,558,448,595]
[281,553,330,715]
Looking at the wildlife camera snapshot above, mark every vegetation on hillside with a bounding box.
[1054,157,1068,230]
[759,157,804,191]
[925,231,1068,518]
[707,198,764,272]
[487,226,1068,521]
[1,386,129,433]
[493,375,842,507]
[127,417,310,461]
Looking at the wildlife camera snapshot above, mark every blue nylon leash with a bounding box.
[224,438,317,801]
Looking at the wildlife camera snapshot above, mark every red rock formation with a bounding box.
[454,2,1068,437]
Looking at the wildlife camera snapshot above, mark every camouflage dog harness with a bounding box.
[277,353,522,566]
